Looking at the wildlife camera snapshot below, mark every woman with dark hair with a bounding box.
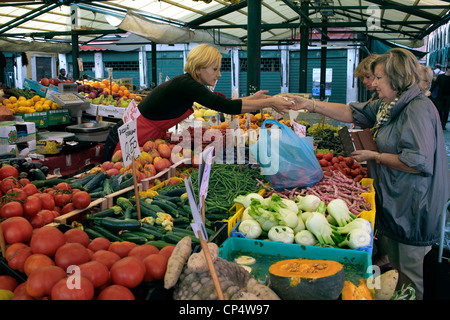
[288,48,449,299]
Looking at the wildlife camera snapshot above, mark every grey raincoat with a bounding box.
[350,84,450,246]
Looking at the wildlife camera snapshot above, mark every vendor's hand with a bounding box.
[248,90,270,100]
[286,95,313,111]
[271,96,296,115]
[350,150,378,163]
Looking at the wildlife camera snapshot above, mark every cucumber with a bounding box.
[87,207,119,219]
[163,233,184,244]
[89,191,106,199]
[138,226,165,240]
[117,197,134,212]
[109,175,120,192]
[119,177,134,189]
[102,178,114,195]
[94,217,141,231]
[153,194,181,203]
[151,200,180,217]
[31,178,65,188]
[89,225,122,242]
[77,174,97,186]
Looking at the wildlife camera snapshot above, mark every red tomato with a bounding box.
[110,256,145,288]
[60,203,76,215]
[142,254,168,282]
[23,253,55,276]
[1,216,33,244]
[54,182,71,191]
[0,275,19,291]
[0,178,20,194]
[51,276,94,300]
[37,209,56,225]
[21,183,39,196]
[71,191,91,209]
[54,242,90,271]
[97,285,135,300]
[26,265,67,298]
[18,178,30,187]
[79,261,110,288]
[63,228,90,247]
[30,213,46,229]
[127,244,159,260]
[0,201,23,218]
[90,250,121,269]
[108,241,137,258]
[0,164,19,180]
[87,237,111,252]
[7,246,32,273]
[39,193,55,210]
[159,245,175,259]
[6,188,27,202]
[54,193,71,208]
[30,226,65,257]
[23,196,42,218]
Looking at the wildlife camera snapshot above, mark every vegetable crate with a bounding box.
[140,167,170,191]
[219,237,373,283]
[105,184,143,209]
[358,178,376,228]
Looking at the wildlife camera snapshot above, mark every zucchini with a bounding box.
[89,191,106,199]
[119,177,134,189]
[94,217,141,231]
[29,168,46,181]
[146,240,174,250]
[83,227,105,240]
[151,200,180,217]
[84,172,107,192]
[89,225,122,242]
[87,206,121,219]
[31,178,66,188]
[109,174,120,192]
[153,194,181,203]
[163,233,184,244]
[138,226,165,239]
[161,188,186,197]
[103,178,114,195]
[117,197,134,212]
[76,173,97,186]
[120,232,148,244]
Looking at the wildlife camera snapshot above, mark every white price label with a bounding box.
[184,177,208,240]
[118,119,141,168]
[122,99,141,123]
[292,120,306,138]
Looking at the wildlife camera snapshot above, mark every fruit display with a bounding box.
[39,77,74,87]
[77,79,142,107]
[1,93,62,114]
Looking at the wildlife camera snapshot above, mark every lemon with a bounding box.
[3,98,11,105]
[18,96,26,101]
[9,96,17,103]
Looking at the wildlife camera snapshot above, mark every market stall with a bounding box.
[0,97,419,301]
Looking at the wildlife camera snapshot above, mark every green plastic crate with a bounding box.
[219,237,372,283]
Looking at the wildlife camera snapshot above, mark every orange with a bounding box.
[123,90,130,97]
[9,96,17,103]
[3,98,11,105]
[112,84,119,92]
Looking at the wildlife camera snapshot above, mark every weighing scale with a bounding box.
[50,83,90,124]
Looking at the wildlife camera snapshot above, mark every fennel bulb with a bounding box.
[327,198,355,227]
[296,195,321,212]
[241,207,254,221]
[238,219,262,239]
[234,193,265,208]
[338,228,372,249]
[333,218,372,235]
[268,226,295,244]
[293,213,306,233]
[294,230,318,246]
[305,212,335,245]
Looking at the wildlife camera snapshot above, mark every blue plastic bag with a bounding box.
[250,118,323,190]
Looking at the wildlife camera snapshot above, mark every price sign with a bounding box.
[122,99,141,123]
[292,120,306,138]
[229,117,239,130]
[118,119,141,168]
[184,176,208,240]
[198,146,214,209]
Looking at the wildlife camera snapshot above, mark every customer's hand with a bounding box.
[350,150,378,163]
[271,96,296,115]
[286,95,313,111]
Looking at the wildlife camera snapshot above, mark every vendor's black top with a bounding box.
[137,73,242,120]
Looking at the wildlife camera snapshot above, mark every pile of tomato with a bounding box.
[0,165,91,229]
[0,225,174,300]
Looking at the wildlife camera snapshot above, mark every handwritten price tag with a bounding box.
[122,99,141,123]
[198,146,214,209]
[291,120,306,138]
[118,119,141,168]
[184,176,208,240]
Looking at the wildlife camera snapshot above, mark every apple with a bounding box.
[88,91,97,99]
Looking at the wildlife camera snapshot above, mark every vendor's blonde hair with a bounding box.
[354,54,379,79]
[371,48,420,93]
[184,44,222,81]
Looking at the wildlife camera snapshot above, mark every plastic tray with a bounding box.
[219,237,373,282]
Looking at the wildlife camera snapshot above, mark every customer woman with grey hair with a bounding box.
[288,48,449,299]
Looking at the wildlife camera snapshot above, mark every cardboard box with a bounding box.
[23,78,48,97]
[47,109,71,126]
[0,121,36,145]
[14,112,48,128]
[97,104,125,119]
[0,140,37,156]
[84,104,98,116]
